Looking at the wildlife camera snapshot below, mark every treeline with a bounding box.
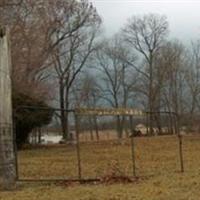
[1,0,200,142]
[74,14,200,137]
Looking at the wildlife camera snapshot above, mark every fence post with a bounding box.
[174,113,184,173]
[0,27,16,190]
[129,116,136,177]
[12,116,18,181]
[74,113,82,180]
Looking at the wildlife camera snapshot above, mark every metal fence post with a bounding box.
[175,113,184,173]
[74,113,82,180]
[129,116,136,177]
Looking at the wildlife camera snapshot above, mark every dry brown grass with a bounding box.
[79,130,125,141]
[1,135,200,200]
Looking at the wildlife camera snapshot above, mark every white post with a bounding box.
[0,27,16,190]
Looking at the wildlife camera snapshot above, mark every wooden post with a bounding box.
[12,117,18,181]
[88,116,94,141]
[0,27,16,190]
[93,116,99,141]
[175,114,184,172]
[129,116,136,177]
[145,112,149,135]
[178,134,184,172]
[74,114,82,180]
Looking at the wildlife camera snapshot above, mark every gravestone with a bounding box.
[0,27,16,190]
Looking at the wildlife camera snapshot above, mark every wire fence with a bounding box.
[13,106,185,182]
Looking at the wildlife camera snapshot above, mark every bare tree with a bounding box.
[51,0,101,140]
[0,1,65,99]
[1,0,101,140]
[155,41,186,133]
[184,41,200,131]
[1,0,98,99]
[78,73,101,140]
[123,14,168,135]
[96,36,137,138]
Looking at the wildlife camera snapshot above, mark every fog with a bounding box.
[91,0,200,43]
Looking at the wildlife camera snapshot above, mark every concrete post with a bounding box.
[0,27,16,190]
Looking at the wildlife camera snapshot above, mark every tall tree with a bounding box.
[183,41,200,130]
[154,40,186,133]
[96,36,137,138]
[1,0,97,141]
[51,0,101,140]
[77,73,101,140]
[123,14,169,135]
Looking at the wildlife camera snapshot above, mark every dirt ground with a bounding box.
[1,135,200,200]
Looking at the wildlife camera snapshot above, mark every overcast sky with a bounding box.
[90,0,200,43]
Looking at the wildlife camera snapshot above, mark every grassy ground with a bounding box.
[1,135,200,200]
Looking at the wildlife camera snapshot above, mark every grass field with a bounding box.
[1,135,200,200]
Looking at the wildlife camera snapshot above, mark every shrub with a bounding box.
[13,91,53,148]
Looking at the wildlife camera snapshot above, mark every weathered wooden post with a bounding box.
[74,113,82,180]
[0,27,16,190]
[174,113,184,173]
[129,116,136,177]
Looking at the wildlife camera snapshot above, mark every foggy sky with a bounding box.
[90,0,200,43]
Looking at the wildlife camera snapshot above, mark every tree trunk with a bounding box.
[59,83,69,140]
[116,116,123,139]
[38,128,42,144]
[169,113,174,134]
[149,53,154,135]
[88,116,94,141]
[93,116,99,141]
[155,113,162,135]
[123,117,130,138]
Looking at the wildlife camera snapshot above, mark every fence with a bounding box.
[13,106,184,182]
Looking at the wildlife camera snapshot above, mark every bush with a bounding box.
[13,91,53,148]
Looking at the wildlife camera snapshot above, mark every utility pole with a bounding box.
[0,26,16,190]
